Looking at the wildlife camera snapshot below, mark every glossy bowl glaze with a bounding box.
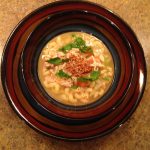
[1,1,147,140]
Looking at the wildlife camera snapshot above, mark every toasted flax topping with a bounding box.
[65,55,93,77]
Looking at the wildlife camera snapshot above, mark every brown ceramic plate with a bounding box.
[1,1,147,140]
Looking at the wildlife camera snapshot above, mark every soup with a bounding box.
[38,32,114,106]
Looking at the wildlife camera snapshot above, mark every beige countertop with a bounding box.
[0,0,150,149]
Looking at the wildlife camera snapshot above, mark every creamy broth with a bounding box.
[38,32,114,106]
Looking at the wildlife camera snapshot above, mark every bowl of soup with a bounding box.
[38,32,115,107]
[1,1,146,140]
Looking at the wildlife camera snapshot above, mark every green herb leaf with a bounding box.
[47,57,69,65]
[77,70,100,82]
[74,37,85,46]
[73,42,81,49]
[80,45,88,53]
[102,77,110,81]
[77,77,90,82]
[58,35,93,54]
[73,37,93,54]
[47,57,63,65]
[56,70,71,78]
[90,70,100,81]
[63,43,72,51]
[71,85,78,89]
[80,46,93,54]
[87,47,93,53]
[59,43,73,53]
[71,34,76,38]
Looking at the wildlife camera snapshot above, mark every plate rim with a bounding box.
[1,0,147,141]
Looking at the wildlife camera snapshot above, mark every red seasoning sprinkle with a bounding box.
[65,55,93,77]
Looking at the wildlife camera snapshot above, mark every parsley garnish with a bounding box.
[90,70,100,81]
[59,35,93,54]
[71,85,78,89]
[102,77,110,81]
[56,70,71,78]
[77,70,100,82]
[47,57,69,65]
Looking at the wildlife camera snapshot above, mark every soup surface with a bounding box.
[38,32,114,106]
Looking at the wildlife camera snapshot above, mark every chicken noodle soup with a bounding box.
[38,32,114,106]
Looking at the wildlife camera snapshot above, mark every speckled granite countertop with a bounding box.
[0,0,149,149]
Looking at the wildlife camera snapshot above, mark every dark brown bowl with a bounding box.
[20,9,131,124]
[1,1,147,140]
